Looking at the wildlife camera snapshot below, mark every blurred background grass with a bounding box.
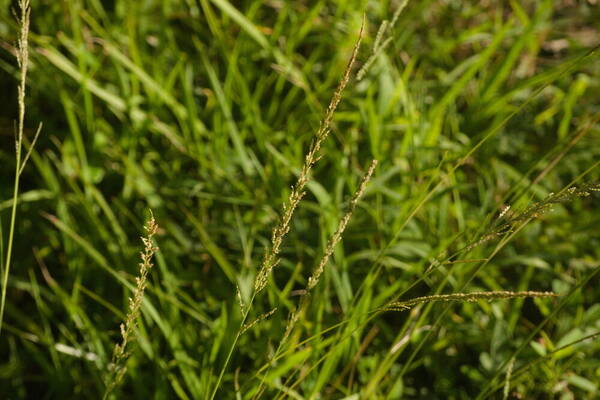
[1,0,600,398]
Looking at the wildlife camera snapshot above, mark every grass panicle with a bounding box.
[357,0,409,80]
[103,213,159,399]
[458,183,600,256]
[252,160,377,399]
[307,159,378,291]
[423,183,600,279]
[503,357,516,400]
[210,21,365,400]
[0,0,34,336]
[379,291,558,312]
[254,18,365,295]
[505,184,600,223]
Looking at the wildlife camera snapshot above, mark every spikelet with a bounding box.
[235,284,245,313]
[241,308,278,335]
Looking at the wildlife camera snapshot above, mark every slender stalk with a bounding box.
[0,0,31,336]
[209,19,365,400]
[253,160,377,399]
[208,290,257,400]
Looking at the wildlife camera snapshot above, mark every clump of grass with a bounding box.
[103,213,159,399]
[2,1,599,398]
[267,181,592,396]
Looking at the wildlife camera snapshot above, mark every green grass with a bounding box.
[1,0,600,398]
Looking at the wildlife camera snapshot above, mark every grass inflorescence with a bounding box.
[0,0,42,336]
[379,290,559,312]
[103,213,159,399]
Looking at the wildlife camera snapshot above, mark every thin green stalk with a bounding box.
[254,160,377,399]
[0,0,31,336]
[208,18,365,400]
[208,290,256,400]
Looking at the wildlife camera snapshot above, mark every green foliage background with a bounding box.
[1,0,599,398]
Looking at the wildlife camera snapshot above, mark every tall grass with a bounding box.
[209,20,365,399]
[0,0,42,335]
[1,0,599,398]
